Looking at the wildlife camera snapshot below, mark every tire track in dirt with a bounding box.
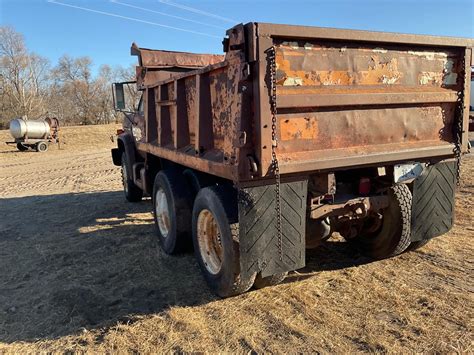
[0,149,120,197]
[1,126,473,353]
[0,150,107,170]
[0,159,113,182]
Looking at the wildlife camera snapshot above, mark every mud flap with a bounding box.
[411,161,456,242]
[111,148,122,166]
[238,179,308,278]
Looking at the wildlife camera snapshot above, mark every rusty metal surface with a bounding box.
[461,49,472,149]
[45,117,60,140]
[131,43,223,68]
[252,23,472,178]
[132,42,225,89]
[276,87,459,108]
[278,144,454,174]
[136,141,237,180]
[277,104,454,153]
[137,27,245,182]
[310,195,389,219]
[257,23,474,48]
[136,67,190,88]
[274,41,462,88]
[132,22,472,182]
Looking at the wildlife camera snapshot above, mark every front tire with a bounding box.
[192,186,256,298]
[153,169,193,254]
[348,184,412,259]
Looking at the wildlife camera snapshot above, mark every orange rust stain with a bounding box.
[280,117,319,141]
[276,85,452,95]
[418,71,443,85]
[277,50,305,57]
[276,52,314,85]
[317,71,354,85]
[358,56,403,85]
[276,48,404,86]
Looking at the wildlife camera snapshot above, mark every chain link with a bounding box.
[453,55,466,187]
[267,46,283,261]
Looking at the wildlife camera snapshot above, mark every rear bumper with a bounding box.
[278,144,454,174]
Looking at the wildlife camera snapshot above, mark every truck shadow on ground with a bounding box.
[0,190,373,343]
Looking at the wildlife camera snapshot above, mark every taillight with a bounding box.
[359,177,371,195]
[117,129,124,135]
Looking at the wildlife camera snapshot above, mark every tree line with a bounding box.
[0,26,135,129]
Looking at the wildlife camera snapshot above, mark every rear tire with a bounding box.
[192,186,256,298]
[349,184,412,259]
[153,169,193,254]
[36,141,48,152]
[121,153,143,202]
[253,272,288,289]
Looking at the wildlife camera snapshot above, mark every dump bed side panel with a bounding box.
[253,23,472,177]
[139,47,246,181]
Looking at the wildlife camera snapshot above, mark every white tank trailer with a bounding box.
[7,117,60,152]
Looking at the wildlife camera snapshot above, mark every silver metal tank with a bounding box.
[9,118,50,139]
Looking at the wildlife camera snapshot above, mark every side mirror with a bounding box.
[113,83,126,111]
[112,81,137,112]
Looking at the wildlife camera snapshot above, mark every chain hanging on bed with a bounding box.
[267,46,283,261]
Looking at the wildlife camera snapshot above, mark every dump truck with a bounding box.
[111,23,473,297]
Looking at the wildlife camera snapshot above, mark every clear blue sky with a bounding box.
[1,0,473,72]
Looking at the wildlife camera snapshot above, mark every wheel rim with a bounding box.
[121,160,129,194]
[197,209,223,275]
[155,188,170,238]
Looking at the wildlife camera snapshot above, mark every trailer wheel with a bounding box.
[349,184,412,259]
[16,143,28,151]
[153,170,193,254]
[192,186,256,297]
[253,272,288,289]
[36,141,48,152]
[121,153,143,202]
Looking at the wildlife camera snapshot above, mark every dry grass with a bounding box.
[0,124,472,353]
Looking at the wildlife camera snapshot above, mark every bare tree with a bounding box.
[0,26,50,127]
[95,64,117,124]
[0,25,137,128]
[50,57,130,125]
[112,63,141,114]
[51,55,96,125]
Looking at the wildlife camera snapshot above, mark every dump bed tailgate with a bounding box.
[252,23,473,176]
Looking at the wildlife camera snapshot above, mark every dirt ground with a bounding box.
[0,124,472,353]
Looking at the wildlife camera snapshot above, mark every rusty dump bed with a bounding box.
[132,43,224,87]
[136,23,473,182]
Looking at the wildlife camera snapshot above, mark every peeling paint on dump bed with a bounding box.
[407,50,449,61]
[275,40,461,88]
[131,22,471,183]
[419,72,443,85]
[442,58,458,85]
[418,59,458,85]
[360,56,402,85]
